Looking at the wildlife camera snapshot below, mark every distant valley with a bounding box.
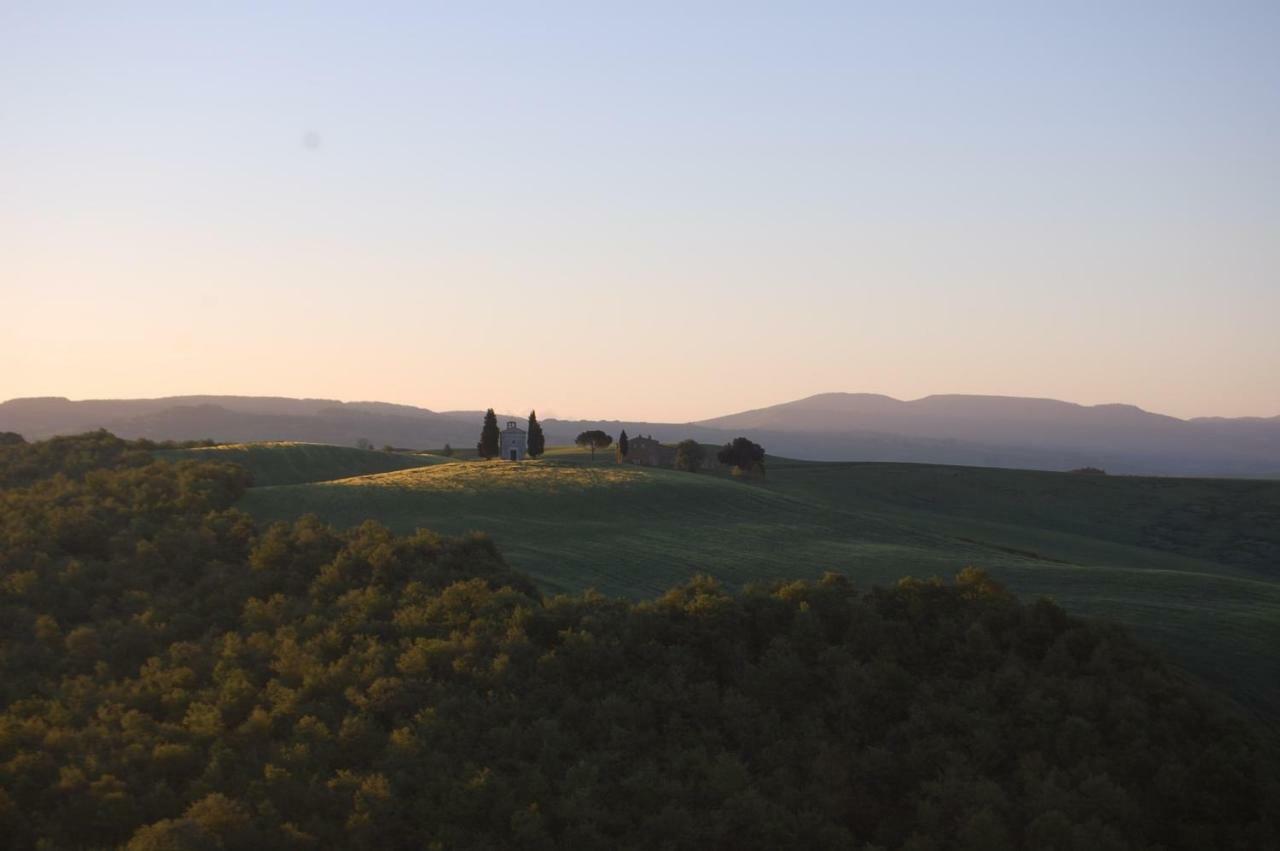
[2,392,1278,477]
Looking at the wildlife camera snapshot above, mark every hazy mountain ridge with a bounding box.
[696,392,1280,460]
[2,393,1277,476]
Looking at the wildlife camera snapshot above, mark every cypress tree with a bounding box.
[617,429,629,462]
[527,411,545,458]
[478,409,500,459]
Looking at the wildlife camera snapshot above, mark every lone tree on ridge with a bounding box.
[575,430,612,462]
[617,429,630,462]
[478,409,500,459]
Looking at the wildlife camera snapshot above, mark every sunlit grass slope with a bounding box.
[156,442,448,486]
[237,446,1280,720]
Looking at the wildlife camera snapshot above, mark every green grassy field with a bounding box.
[157,442,448,486]
[223,444,1280,723]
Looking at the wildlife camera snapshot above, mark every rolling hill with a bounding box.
[695,393,1280,475]
[7,392,1279,476]
[227,443,1280,725]
[0,396,483,449]
[156,442,449,486]
[10,433,1277,848]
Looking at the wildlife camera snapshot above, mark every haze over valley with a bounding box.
[5,391,1278,477]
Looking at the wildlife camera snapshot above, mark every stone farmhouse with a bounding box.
[625,435,676,467]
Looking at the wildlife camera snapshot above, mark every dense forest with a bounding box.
[1,434,1277,849]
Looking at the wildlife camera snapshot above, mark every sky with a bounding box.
[3,2,1278,422]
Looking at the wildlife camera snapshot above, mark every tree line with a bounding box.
[474,413,766,476]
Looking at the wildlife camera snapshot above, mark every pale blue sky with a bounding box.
[3,2,1278,420]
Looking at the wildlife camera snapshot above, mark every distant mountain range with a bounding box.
[2,392,1278,477]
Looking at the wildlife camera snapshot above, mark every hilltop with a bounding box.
[5,392,1280,476]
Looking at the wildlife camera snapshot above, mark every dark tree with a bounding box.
[442,443,454,457]
[527,411,545,458]
[0,432,25,446]
[478,409,500,459]
[717,436,766,476]
[674,439,705,472]
[617,430,629,462]
[575,430,612,461]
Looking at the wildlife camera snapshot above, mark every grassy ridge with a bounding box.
[766,459,1280,575]
[235,445,1280,721]
[156,442,448,486]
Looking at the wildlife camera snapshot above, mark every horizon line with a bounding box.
[4,390,1277,424]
